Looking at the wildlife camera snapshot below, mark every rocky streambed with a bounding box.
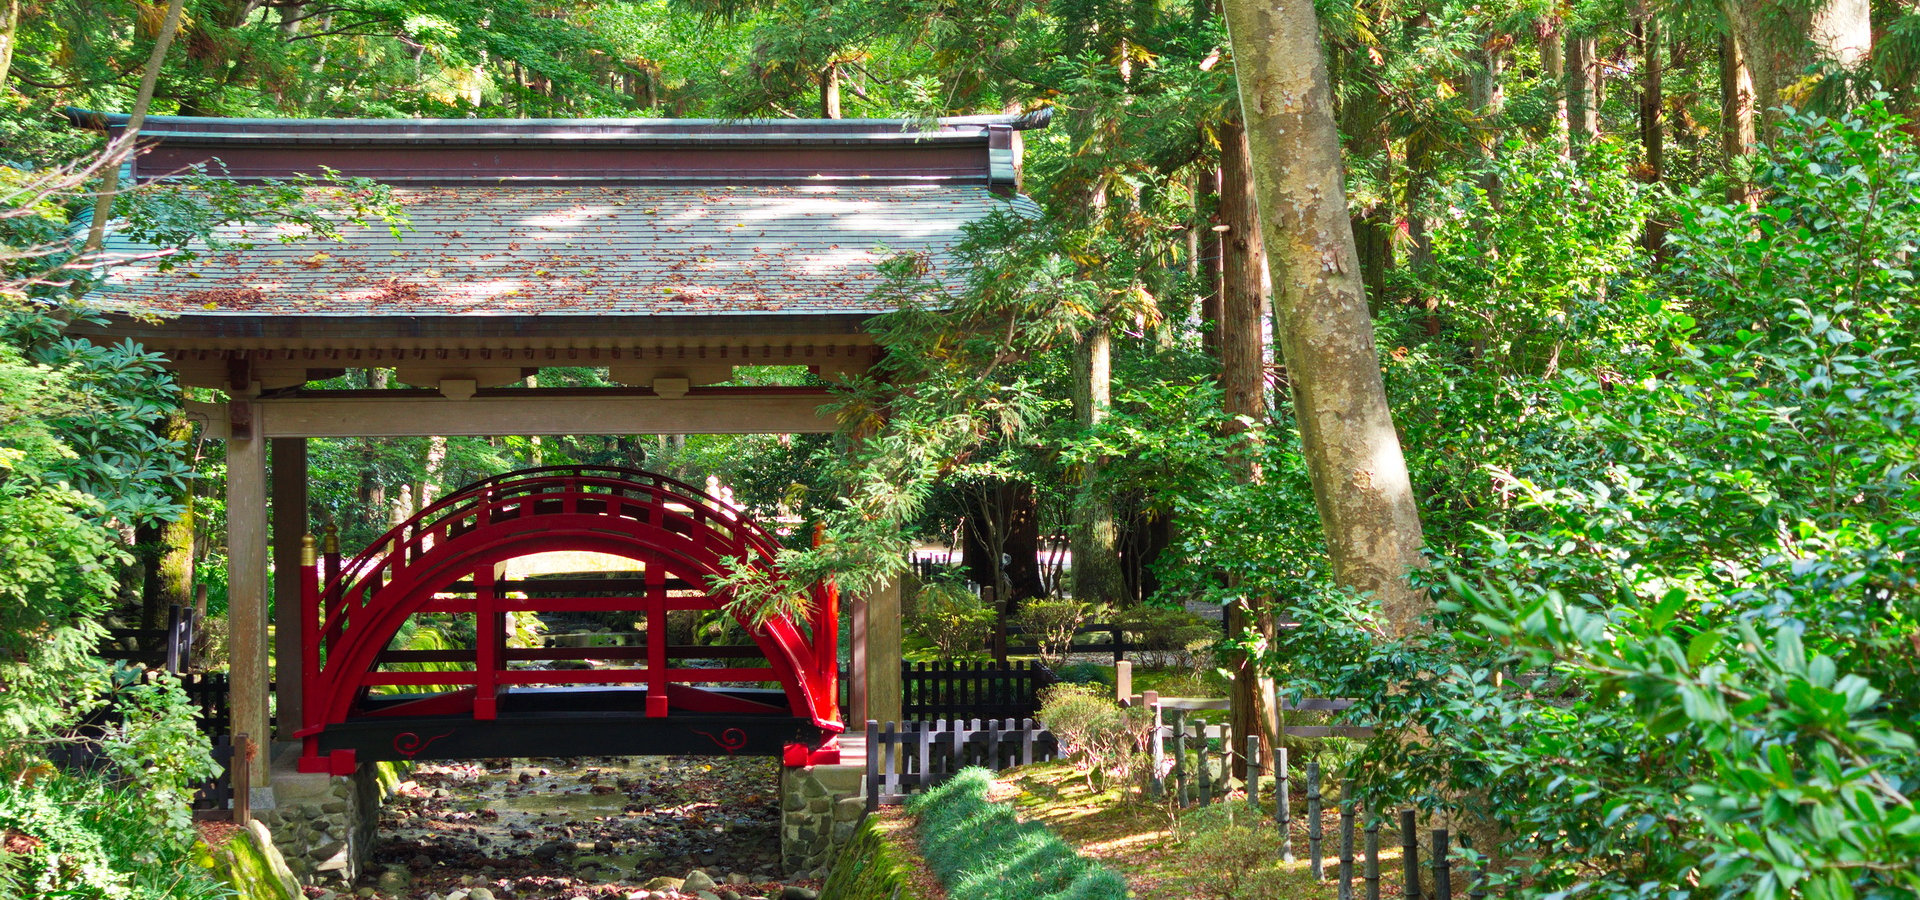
[334,756,821,900]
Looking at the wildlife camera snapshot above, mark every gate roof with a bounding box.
[65,110,1047,387]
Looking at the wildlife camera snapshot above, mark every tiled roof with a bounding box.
[96,184,1033,318]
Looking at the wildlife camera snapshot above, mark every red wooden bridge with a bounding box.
[296,466,841,774]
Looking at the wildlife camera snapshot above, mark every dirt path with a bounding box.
[347,756,821,900]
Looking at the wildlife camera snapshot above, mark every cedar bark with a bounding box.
[1638,2,1667,256]
[1566,31,1599,156]
[1722,0,1872,130]
[1222,0,1429,638]
[1219,114,1274,780]
[1720,34,1757,204]
[1541,13,1568,154]
[1070,323,1128,606]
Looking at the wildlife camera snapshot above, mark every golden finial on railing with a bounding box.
[301,534,317,566]
[323,523,339,555]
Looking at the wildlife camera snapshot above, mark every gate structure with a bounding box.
[297,466,840,773]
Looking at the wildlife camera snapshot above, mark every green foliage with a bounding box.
[1111,605,1215,671]
[1402,142,1658,377]
[908,582,996,663]
[1036,683,1154,794]
[1012,598,1096,666]
[907,767,1130,900]
[1177,804,1287,900]
[0,770,229,900]
[1265,106,1920,900]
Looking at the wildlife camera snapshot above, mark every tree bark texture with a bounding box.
[1199,166,1224,358]
[1566,32,1599,156]
[1638,2,1667,257]
[1720,34,1757,204]
[1223,0,1430,636]
[0,0,20,95]
[1070,323,1128,606]
[1722,0,1872,129]
[1541,15,1568,155]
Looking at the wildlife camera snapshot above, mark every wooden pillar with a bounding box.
[849,591,868,723]
[228,396,270,783]
[270,438,307,743]
[863,579,902,726]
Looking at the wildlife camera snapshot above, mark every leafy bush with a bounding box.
[1267,103,1920,900]
[1050,661,1112,687]
[1012,598,1096,665]
[907,767,1130,900]
[909,582,996,662]
[1037,683,1154,793]
[1112,605,1216,670]
[1179,804,1287,900]
[0,770,229,900]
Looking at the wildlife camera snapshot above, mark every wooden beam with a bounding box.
[270,438,307,743]
[863,579,902,726]
[227,400,271,784]
[257,391,839,437]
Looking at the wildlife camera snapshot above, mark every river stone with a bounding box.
[375,866,411,893]
[833,797,864,821]
[779,888,819,900]
[694,893,722,900]
[639,876,683,891]
[719,892,742,900]
[467,889,495,900]
[682,870,716,891]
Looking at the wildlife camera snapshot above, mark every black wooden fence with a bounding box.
[96,605,196,674]
[864,717,1061,810]
[901,660,1057,721]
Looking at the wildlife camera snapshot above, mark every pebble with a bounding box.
[779,888,819,900]
[682,870,717,891]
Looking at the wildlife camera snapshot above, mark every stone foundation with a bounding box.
[779,764,866,878]
[252,743,386,891]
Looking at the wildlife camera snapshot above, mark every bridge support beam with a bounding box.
[228,389,272,787]
[271,438,307,742]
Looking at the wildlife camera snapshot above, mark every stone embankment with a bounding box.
[307,756,825,900]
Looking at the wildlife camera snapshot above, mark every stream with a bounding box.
[346,756,821,900]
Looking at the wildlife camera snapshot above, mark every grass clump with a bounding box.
[907,767,1129,900]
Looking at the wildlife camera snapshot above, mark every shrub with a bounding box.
[1051,661,1112,687]
[909,583,996,662]
[1113,605,1215,669]
[0,770,229,900]
[1013,599,1097,665]
[907,767,1129,900]
[1037,683,1155,793]
[1179,804,1286,900]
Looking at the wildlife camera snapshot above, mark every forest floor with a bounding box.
[987,760,1399,900]
[343,756,819,900]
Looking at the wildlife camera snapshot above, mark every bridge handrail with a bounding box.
[315,481,809,657]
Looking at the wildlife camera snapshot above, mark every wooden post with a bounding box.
[232,733,252,824]
[1245,735,1262,813]
[864,579,902,726]
[1308,760,1324,878]
[1433,828,1452,900]
[1276,747,1294,862]
[1114,660,1132,704]
[1401,809,1422,900]
[1339,795,1356,900]
[270,437,307,743]
[849,591,868,723]
[228,397,271,785]
[1364,812,1381,900]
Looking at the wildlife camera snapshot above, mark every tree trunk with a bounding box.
[1219,113,1275,781]
[138,410,197,628]
[1566,31,1599,157]
[1541,14,1568,155]
[1070,324,1128,607]
[1720,34,1757,204]
[1638,4,1667,257]
[0,0,20,95]
[1339,65,1393,311]
[962,482,1045,608]
[1223,0,1429,637]
[1469,41,1506,205]
[821,61,841,118]
[1199,167,1224,357]
[79,0,188,267]
[1723,0,1872,130]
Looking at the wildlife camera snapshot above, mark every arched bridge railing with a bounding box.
[296,466,840,773]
